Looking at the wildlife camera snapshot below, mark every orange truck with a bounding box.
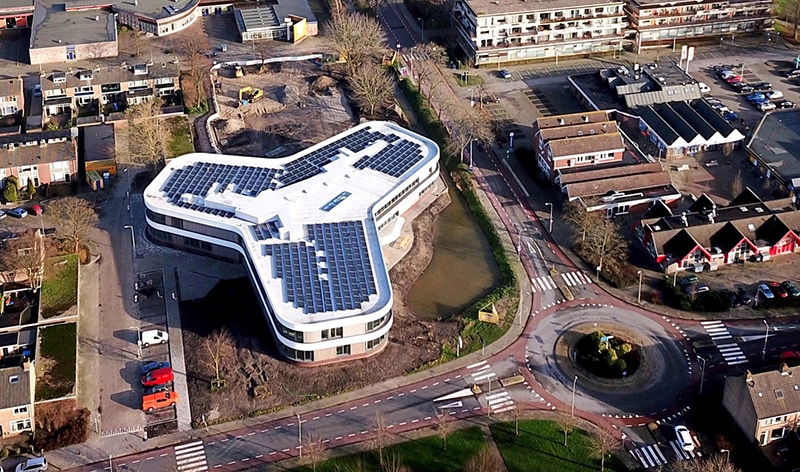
[142,391,179,412]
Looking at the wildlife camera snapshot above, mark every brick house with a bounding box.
[0,129,78,187]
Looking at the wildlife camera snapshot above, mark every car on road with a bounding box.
[758,283,775,299]
[15,456,48,472]
[759,102,777,112]
[736,287,752,305]
[776,100,796,109]
[145,383,170,395]
[723,111,739,122]
[32,84,41,99]
[782,281,800,297]
[142,391,179,412]
[674,425,695,452]
[142,367,173,387]
[7,208,27,218]
[753,82,773,91]
[766,90,785,101]
[141,360,171,374]
[139,329,168,347]
[481,95,499,104]
[769,281,788,298]
[499,69,512,79]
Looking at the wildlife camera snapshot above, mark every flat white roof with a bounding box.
[144,121,439,329]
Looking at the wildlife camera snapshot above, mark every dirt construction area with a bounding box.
[212,60,355,158]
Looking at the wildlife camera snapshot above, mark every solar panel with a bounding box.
[353,139,424,178]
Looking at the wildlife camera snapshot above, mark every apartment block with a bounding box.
[626,0,773,50]
[452,0,627,66]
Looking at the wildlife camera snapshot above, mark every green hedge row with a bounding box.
[399,78,518,362]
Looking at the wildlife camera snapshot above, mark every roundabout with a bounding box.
[526,303,692,418]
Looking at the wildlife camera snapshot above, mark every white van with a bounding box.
[674,425,695,451]
[698,82,711,94]
[139,329,169,347]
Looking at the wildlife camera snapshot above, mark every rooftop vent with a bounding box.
[558,118,565,125]
[577,130,584,136]
[776,388,784,398]
[755,207,764,213]
[133,64,148,76]
[581,115,589,123]
[739,206,748,212]
[748,224,756,232]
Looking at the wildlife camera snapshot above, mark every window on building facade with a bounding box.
[321,327,343,339]
[336,345,351,356]
[10,419,30,432]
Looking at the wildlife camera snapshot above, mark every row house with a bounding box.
[0,78,23,118]
[533,110,624,179]
[724,364,800,446]
[452,0,628,66]
[636,189,800,273]
[0,129,78,187]
[0,360,34,437]
[37,64,180,120]
[626,0,773,51]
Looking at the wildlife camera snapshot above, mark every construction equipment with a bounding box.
[234,65,244,77]
[239,86,264,106]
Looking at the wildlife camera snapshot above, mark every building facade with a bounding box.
[0,362,34,437]
[452,0,627,66]
[626,0,773,50]
[0,129,78,187]
[143,122,441,365]
[723,365,800,446]
[0,79,24,118]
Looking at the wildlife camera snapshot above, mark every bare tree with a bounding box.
[366,412,393,467]
[731,170,744,199]
[0,229,45,288]
[563,199,602,243]
[381,451,411,472]
[199,328,236,390]
[256,41,272,73]
[588,431,619,472]
[582,217,629,280]
[302,434,326,472]
[176,28,211,109]
[463,445,504,472]
[324,12,387,75]
[436,410,454,451]
[348,64,395,116]
[131,25,146,58]
[123,98,169,168]
[446,109,493,165]
[46,197,98,254]
[410,42,447,100]
[557,415,577,447]
[675,454,741,472]
[177,29,210,70]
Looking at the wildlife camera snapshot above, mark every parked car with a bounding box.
[769,281,789,298]
[786,70,800,78]
[753,82,773,91]
[499,69,511,79]
[7,208,27,218]
[142,391,179,412]
[720,70,737,79]
[139,329,168,347]
[747,92,766,102]
[767,90,785,100]
[674,425,695,452]
[699,82,711,94]
[717,106,732,115]
[481,95,499,104]
[678,275,699,286]
[725,76,743,84]
[722,289,741,307]
[737,85,755,94]
[759,102,777,112]
[710,102,726,110]
[782,281,800,297]
[0,211,6,220]
[736,287,752,305]
[15,457,48,472]
[776,100,796,109]
[141,367,173,387]
[29,204,42,215]
[781,350,800,361]
[144,383,170,395]
[723,111,739,121]
[706,98,722,105]
[758,283,775,299]
[140,360,171,374]
[695,283,710,293]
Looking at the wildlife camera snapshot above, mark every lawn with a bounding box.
[292,426,487,472]
[491,420,627,472]
[40,254,79,318]
[35,323,77,401]
[167,116,195,158]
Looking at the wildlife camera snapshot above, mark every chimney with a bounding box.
[746,370,754,387]
[558,118,565,125]
[582,115,589,123]
[23,360,30,372]
[601,123,607,133]
[707,213,714,224]
[781,363,791,375]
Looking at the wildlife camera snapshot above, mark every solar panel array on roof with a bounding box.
[252,219,283,240]
[263,221,377,314]
[353,139,423,178]
[277,127,388,187]
[174,200,235,218]
[162,163,279,203]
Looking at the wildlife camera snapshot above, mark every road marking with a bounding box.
[348,433,356,437]
[466,360,487,370]
[255,455,263,459]
[175,442,209,472]
[313,416,320,420]
[335,436,342,440]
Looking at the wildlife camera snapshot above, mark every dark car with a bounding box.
[782,280,800,297]
[737,85,755,94]
[722,289,742,307]
[769,281,788,298]
[736,287,752,305]
[141,360,171,374]
[753,82,773,91]
[723,111,739,122]
[776,100,796,109]
[145,383,171,395]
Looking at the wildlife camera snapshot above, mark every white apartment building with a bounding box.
[144,122,441,366]
[626,0,773,50]
[452,0,628,66]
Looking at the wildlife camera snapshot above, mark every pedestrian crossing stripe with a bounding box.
[701,321,748,366]
[174,441,209,472]
[531,271,592,292]
[630,441,698,469]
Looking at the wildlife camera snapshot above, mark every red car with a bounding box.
[768,281,788,298]
[29,204,42,215]
[781,351,800,361]
[726,75,743,83]
[142,367,173,387]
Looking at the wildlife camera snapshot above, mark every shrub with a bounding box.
[26,179,36,198]
[33,401,90,451]
[3,183,17,203]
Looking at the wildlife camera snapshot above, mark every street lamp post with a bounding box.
[721,449,730,463]
[297,413,302,458]
[698,355,707,395]
[418,17,424,40]
[636,270,643,304]
[544,202,553,233]
[123,225,136,260]
[762,319,769,360]
[570,375,578,417]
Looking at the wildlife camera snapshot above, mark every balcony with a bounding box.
[636,12,772,29]
[476,32,624,51]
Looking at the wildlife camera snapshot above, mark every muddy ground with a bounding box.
[181,191,463,424]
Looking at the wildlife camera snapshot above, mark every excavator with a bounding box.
[238,86,264,106]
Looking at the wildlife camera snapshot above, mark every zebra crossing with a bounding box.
[630,441,701,469]
[466,361,516,414]
[701,321,748,366]
[174,440,209,472]
[531,270,593,292]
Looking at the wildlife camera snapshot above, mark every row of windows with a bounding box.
[279,324,304,343]
[375,178,420,219]
[10,418,30,432]
[285,347,314,362]
[367,335,385,350]
[322,327,343,340]
[367,315,388,332]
